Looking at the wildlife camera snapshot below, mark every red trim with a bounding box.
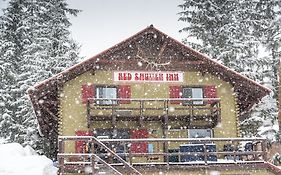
[81,84,94,104]
[203,85,217,104]
[75,131,93,153]
[131,129,149,153]
[169,86,182,104]
[118,85,131,104]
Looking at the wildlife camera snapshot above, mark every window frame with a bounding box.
[95,85,118,105]
[188,128,213,139]
[181,86,204,105]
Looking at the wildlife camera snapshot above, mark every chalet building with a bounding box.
[28,25,281,174]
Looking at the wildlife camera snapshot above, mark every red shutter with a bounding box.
[203,85,217,104]
[169,86,182,104]
[82,84,95,104]
[75,131,93,153]
[118,85,131,104]
[131,129,148,153]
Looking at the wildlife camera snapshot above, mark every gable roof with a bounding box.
[28,25,270,137]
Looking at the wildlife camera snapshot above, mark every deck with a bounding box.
[86,98,221,128]
[57,136,272,175]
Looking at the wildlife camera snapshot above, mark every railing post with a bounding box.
[232,141,236,162]
[162,115,169,164]
[129,145,133,165]
[139,100,144,127]
[203,143,207,165]
[58,139,65,175]
[164,100,169,116]
[91,138,96,175]
[261,139,268,161]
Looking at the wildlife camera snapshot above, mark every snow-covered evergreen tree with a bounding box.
[0,0,31,144]
[0,0,80,157]
[178,0,281,140]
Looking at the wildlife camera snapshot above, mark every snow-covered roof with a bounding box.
[27,25,270,138]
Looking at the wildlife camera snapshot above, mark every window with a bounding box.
[182,87,203,105]
[188,129,213,138]
[169,85,217,105]
[96,86,117,105]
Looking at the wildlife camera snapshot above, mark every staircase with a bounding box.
[57,136,142,175]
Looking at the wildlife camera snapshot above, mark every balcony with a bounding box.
[57,136,268,175]
[85,98,221,128]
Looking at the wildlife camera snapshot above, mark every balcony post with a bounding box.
[233,141,238,162]
[91,139,96,175]
[139,100,144,127]
[261,139,267,161]
[58,139,65,175]
[203,143,208,165]
[162,114,169,164]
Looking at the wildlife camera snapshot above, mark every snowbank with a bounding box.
[0,143,57,175]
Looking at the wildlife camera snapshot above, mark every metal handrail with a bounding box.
[58,136,142,175]
[93,154,123,175]
[92,137,142,175]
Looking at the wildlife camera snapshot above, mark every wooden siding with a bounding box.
[59,70,238,153]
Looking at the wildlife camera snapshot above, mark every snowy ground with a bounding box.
[0,143,57,175]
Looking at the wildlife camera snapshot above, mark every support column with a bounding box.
[162,114,169,163]
[87,100,91,128]
[139,100,144,128]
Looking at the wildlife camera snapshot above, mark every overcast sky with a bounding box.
[0,0,186,59]
[67,0,186,58]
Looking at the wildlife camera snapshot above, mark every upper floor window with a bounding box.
[169,85,217,105]
[182,87,203,105]
[82,84,131,105]
[96,86,117,105]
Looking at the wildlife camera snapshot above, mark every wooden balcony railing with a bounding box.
[58,136,267,174]
[86,98,221,128]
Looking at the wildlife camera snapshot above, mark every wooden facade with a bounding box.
[28,25,281,174]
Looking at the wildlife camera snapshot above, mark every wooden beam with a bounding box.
[112,115,116,129]
[39,104,58,121]
[41,99,59,106]
[139,100,144,127]
[162,115,169,163]
[90,115,217,122]
[156,40,168,60]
